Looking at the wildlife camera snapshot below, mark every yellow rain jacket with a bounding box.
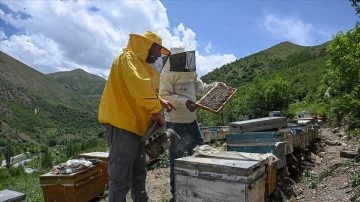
[98,34,163,136]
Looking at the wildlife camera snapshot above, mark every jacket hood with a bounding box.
[126,34,153,62]
[126,32,170,62]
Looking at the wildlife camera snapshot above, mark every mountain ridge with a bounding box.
[0,40,331,153]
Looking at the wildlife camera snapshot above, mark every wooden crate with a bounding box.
[39,164,104,202]
[174,155,266,202]
[78,152,109,186]
[229,117,287,133]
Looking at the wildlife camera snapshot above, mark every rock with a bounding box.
[319,152,326,157]
[289,195,297,202]
[340,149,360,159]
[331,127,340,133]
[325,139,341,146]
[310,152,322,164]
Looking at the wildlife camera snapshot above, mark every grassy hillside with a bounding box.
[0,51,103,153]
[48,68,106,99]
[202,41,329,101]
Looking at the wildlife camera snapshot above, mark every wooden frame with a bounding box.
[196,83,237,113]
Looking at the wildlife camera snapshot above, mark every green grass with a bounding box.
[149,151,170,170]
[0,166,43,202]
[288,101,328,118]
[350,173,360,187]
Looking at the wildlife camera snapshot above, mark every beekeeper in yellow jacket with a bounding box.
[98,31,174,202]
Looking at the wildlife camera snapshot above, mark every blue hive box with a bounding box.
[226,132,287,169]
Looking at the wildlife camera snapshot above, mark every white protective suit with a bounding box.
[159,47,217,123]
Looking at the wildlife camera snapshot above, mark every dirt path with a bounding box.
[146,167,172,201]
[278,127,360,202]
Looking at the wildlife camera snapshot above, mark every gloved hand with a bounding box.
[150,113,166,126]
[186,100,198,112]
[159,98,176,112]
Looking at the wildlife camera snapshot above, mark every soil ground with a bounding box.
[95,126,360,202]
[277,127,360,202]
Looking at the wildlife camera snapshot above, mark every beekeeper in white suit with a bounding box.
[159,47,219,199]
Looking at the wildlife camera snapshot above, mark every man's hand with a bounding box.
[159,98,176,112]
[150,113,165,126]
[186,100,197,112]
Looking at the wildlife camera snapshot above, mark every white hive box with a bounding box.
[229,117,287,133]
[0,189,26,202]
[174,155,266,202]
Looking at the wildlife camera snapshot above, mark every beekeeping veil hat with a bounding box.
[163,47,196,72]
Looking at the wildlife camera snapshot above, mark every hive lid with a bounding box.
[0,189,26,201]
[229,117,287,133]
[78,152,109,160]
[174,155,264,177]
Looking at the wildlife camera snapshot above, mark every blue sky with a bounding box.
[0,0,358,78]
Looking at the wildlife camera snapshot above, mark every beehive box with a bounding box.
[201,126,229,143]
[229,117,287,133]
[196,83,237,113]
[78,152,109,186]
[226,132,287,169]
[291,125,319,148]
[174,155,266,202]
[192,150,278,196]
[39,164,104,202]
[0,189,26,202]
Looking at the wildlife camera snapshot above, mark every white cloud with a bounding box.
[0,1,235,78]
[196,53,236,77]
[204,42,212,54]
[263,14,313,45]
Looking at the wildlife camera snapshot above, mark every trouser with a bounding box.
[105,124,149,202]
[166,121,204,195]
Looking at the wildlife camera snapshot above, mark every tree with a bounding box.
[350,0,360,15]
[324,23,360,129]
[4,143,14,167]
[246,75,293,118]
[41,147,53,169]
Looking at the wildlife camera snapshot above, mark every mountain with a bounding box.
[48,69,106,98]
[0,51,104,150]
[201,41,329,101]
[0,40,331,151]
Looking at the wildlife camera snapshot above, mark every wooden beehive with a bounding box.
[226,131,287,169]
[39,164,104,202]
[0,189,26,202]
[201,126,229,143]
[174,155,266,202]
[78,152,109,186]
[229,117,288,133]
[196,83,237,113]
[192,151,278,197]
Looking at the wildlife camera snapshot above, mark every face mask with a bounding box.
[146,43,162,64]
[150,56,168,73]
